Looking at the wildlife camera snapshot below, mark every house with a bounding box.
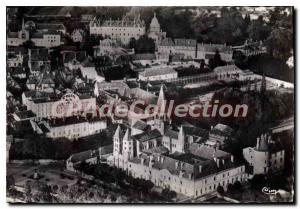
[66,145,113,172]
[28,48,51,76]
[31,31,63,48]
[79,58,105,83]
[93,38,134,59]
[9,66,27,79]
[6,19,29,46]
[7,51,24,67]
[36,23,66,34]
[213,65,244,81]
[62,50,86,70]
[13,110,36,121]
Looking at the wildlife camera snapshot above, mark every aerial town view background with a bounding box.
[6,6,294,203]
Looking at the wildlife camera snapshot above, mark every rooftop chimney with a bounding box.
[199,165,202,173]
[216,158,220,167]
[175,161,179,169]
[256,137,260,149]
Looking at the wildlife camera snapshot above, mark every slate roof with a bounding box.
[129,144,240,180]
[132,120,150,131]
[131,53,156,61]
[14,110,36,119]
[197,43,233,53]
[189,143,230,160]
[139,66,177,78]
[174,39,197,47]
[70,149,98,164]
[131,129,162,142]
[213,65,243,73]
[183,126,209,139]
[210,123,234,137]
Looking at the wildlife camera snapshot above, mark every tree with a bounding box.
[248,16,270,41]
[209,50,225,69]
[128,37,136,49]
[233,181,243,192]
[217,185,225,194]
[6,175,15,191]
[134,35,155,54]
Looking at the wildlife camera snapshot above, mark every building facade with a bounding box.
[243,133,285,175]
[89,15,146,45]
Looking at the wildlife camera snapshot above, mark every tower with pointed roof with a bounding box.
[122,128,134,160]
[154,84,166,134]
[178,126,187,153]
[18,18,29,40]
[113,125,123,156]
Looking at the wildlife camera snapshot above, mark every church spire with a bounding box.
[178,125,186,153]
[157,84,166,115]
[114,125,121,139]
[123,128,131,141]
[94,82,99,97]
[179,125,185,139]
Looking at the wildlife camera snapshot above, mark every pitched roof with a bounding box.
[70,150,98,163]
[131,129,162,142]
[164,129,178,139]
[14,110,36,119]
[132,120,149,131]
[197,43,232,53]
[139,66,177,78]
[189,143,230,160]
[174,39,196,47]
[183,126,209,138]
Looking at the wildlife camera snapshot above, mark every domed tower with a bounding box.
[149,13,160,33]
[148,13,166,44]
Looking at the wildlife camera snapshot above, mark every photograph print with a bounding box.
[6,6,294,203]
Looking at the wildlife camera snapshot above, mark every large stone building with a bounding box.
[196,43,233,63]
[243,133,285,175]
[31,31,62,48]
[157,38,197,61]
[138,65,178,81]
[105,86,247,197]
[7,19,29,46]
[89,15,146,45]
[22,91,97,120]
[40,116,107,140]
